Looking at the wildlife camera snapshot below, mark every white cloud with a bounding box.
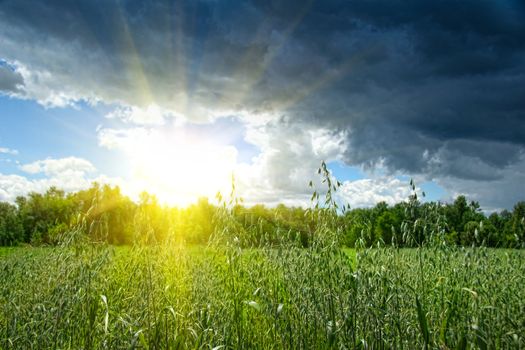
[338,177,412,208]
[0,172,122,203]
[0,147,18,155]
[20,157,96,176]
[105,104,181,126]
[1,157,124,203]
[0,174,34,202]
[235,120,348,206]
[3,60,93,108]
[97,127,150,150]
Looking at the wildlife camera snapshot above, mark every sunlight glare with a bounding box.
[127,129,238,206]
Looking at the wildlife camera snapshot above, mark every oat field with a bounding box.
[1,241,524,349]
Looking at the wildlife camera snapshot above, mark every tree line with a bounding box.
[0,183,524,247]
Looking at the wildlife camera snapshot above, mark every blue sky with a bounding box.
[1,0,524,210]
[0,96,125,178]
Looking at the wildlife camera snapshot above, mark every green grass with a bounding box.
[342,247,357,266]
[1,243,524,349]
[0,247,19,258]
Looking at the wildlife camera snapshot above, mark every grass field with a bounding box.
[1,242,524,349]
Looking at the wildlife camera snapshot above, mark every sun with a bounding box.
[124,128,238,206]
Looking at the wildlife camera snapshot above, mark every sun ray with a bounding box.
[114,2,155,108]
[46,112,98,144]
[213,0,315,114]
[271,45,383,112]
[162,0,189,117]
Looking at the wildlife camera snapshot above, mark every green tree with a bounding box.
[134,192,168,244]
[0,202,24,245]
[375,210,402,245]
[508,201,525,247]
[14,187,77,244]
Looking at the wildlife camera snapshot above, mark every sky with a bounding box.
[0,0,524,211]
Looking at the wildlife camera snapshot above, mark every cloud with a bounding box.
[0,172,121,203]
[338,177,412,208]
[435,155,525,213]
[235,118,348,206]
[105,104,181,126]
[0,173,35,202]
[242,118,346,192]
[96,119,348,206]
[97,127,150,150]
[0,156,123,203]
[0,0,524,208]
[20,157,96,176]
[0,63,24,94]
[0,147,18,155]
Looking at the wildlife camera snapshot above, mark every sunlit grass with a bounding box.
[1,165,524,348]
[1,244,524,348]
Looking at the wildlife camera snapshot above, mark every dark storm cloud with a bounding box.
[0,63,23,93]
[0,0,524,205]
[246,0,525,181]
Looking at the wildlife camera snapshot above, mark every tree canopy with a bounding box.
[0,184,523,248]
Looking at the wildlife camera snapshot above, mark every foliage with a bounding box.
[0,202,23,246]
[0,177,524,248]
[0,164,524,348]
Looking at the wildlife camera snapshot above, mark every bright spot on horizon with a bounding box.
[117,127,239,206]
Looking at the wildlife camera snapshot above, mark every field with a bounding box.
[1,242,524,349]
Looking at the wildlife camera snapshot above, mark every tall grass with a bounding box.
[1,169,524,349]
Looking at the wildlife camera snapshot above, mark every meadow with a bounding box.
[1,240,524,349]
[1,170,524,349]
